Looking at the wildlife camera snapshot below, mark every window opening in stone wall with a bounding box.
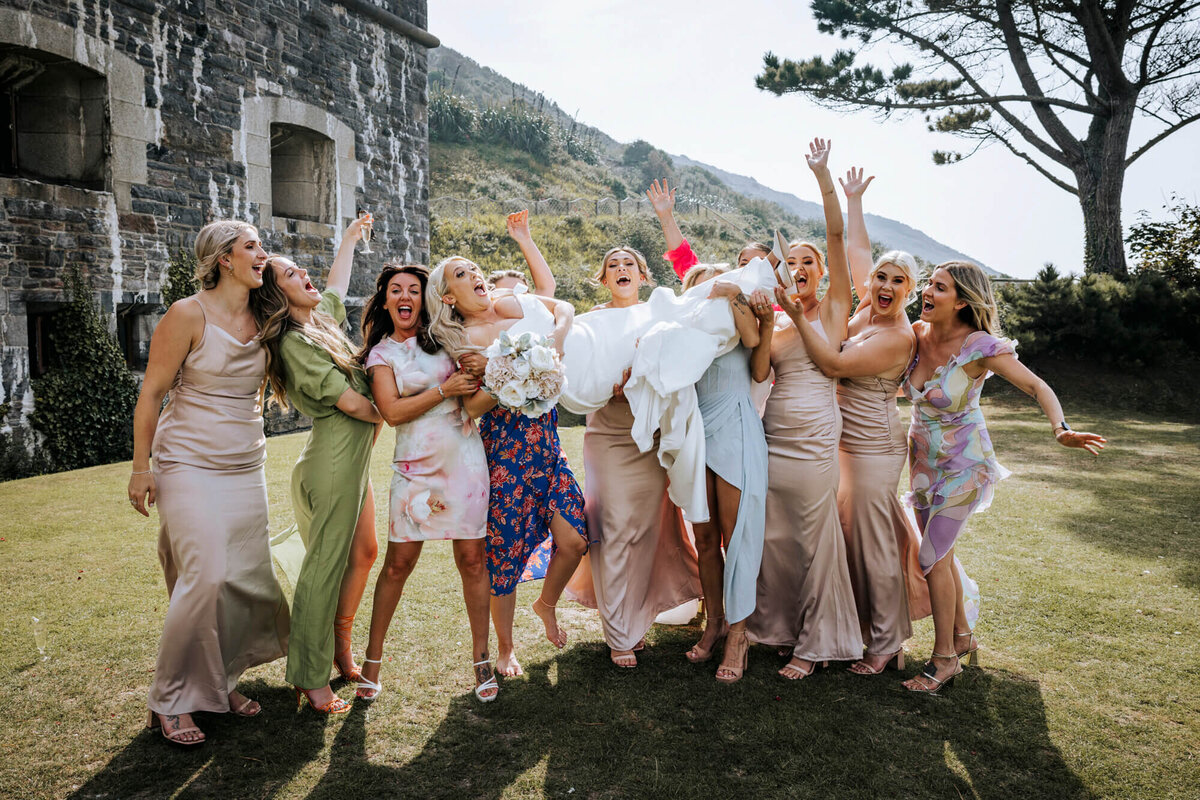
[270,123,334,223]
[0,46,108,191]
[117,303,157,371]
[27,306,63,379]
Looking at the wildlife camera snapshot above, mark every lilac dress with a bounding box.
[365,337,488,542]
[902,331,1016,573]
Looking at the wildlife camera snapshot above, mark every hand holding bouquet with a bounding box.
[482,330,567,418]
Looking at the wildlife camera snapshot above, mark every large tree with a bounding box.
[756,0,1200,276]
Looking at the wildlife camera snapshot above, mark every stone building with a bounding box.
[0,0,437,448]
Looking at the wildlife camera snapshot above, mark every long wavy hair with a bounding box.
[250,254,364,410]
[426,255,484,360]
[358,263,439,363]
[940,260,1001,335]
[194,219,256,290]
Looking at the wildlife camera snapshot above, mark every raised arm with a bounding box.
[327,213,371,299]
[806,138,852,331]
[127,300,204,516]
[839,167,876,306]
[648,179,696,280]
[506,210,556,297]
[370,364,479,426]
[979,355,1107,455]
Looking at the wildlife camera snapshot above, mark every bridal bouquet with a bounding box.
[482,330,566,418]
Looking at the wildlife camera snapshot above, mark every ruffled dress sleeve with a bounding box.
[957,333,1018,377]
[664,239,699,280]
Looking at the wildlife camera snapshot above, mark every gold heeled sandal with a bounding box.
[905,652,962,696]
[955,631,980,667]
[686,616,727,664]
[848,650,905,675]
[715,630,749,684]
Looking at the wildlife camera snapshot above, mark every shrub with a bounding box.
[476,102,554,160]
[429,91,477,143]
[1127,196,1200,291]
[162,246,199,305]
[29,268,140,472]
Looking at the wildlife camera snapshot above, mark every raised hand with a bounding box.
[805,137,832,173]
[506,210,532,244]
[706,280,740,300]
[645,179,675,216]
[839,166,875,199]
[1055,429,1107,455]
[345,212,372,243]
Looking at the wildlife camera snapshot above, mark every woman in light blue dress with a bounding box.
[652,187,771,683]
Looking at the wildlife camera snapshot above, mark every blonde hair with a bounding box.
[874,250,920,305]
[487,269,527,288]
[681,262,729,291]
[788,241,826,276]
[250,254,364,410]
[940,260,1000,335]
[195,219,256,290]
[593,246,654,287]
[426,255,482,360]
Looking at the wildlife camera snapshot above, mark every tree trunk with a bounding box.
[1076,95,1136,278]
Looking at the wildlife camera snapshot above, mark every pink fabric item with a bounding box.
[664,239,698,280]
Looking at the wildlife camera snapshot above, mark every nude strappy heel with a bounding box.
[906,652,962,696]
[955,630,980,667]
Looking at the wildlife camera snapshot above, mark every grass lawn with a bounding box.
[1,395,1197,799]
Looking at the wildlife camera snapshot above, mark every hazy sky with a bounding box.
[430,0,1199,278]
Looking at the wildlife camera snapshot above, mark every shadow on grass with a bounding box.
[993,412,1200,591]
[67,640,1093,799]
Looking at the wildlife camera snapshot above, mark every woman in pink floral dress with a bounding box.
[354,264,498,703]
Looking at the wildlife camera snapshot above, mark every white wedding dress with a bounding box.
[555,257,778,522]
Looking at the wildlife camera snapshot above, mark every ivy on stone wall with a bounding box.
[29,268,140,473]
[163,246,199,306]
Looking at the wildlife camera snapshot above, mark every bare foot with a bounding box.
[532,596,567,649]
[610,649,637,668]
[495,648,523,677]
[228,690,261,717]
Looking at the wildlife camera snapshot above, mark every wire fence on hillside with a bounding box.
[430,195,755,238]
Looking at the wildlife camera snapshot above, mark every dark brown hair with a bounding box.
[358,263,439,363]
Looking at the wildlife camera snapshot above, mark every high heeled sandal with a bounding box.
[848,650,905,675]
[955,631,980,667]
[685,616,727,663]
[778,658,818,681]
[229,694,262,717]
[715,631,749,684]
[473,659,499,703]
[906,652,962,696]
[294,687,352,715]
[146,710,206,747]
[611,648,637,668]
[332,614,363,682]
[355,657,383,702]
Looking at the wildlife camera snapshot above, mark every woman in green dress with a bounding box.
[252,215,382,714]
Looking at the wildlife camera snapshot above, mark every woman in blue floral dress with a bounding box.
[426,255,587,678]
[901,260,1106,694]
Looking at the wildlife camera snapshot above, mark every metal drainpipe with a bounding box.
[339,0,441,48]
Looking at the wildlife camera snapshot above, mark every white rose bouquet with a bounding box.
[482,330,567,418]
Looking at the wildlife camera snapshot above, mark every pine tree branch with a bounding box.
[987,126,1080,195]
[1125,111,1200,166]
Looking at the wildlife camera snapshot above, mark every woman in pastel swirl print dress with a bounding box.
[354,263,497,703]
[253,218,382,715]
[648,181,769,683]
[901,261,1106,694]
[129,220,288,746]
[786,167,930,675]
[746,138,864,680]
[427,256,587,678]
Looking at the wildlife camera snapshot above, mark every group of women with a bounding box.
[127,137,1105,747]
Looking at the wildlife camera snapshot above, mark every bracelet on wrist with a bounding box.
[131,469,151,475]
[437,385,446,399]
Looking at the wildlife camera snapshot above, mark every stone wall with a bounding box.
[0,0,435,450]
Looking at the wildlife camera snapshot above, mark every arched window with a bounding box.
[0,45,107,190]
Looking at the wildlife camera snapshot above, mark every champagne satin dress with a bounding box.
[576,400,701,651]
[149,299,289,715]
[746,315,863,662]
[837,355,930,655]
